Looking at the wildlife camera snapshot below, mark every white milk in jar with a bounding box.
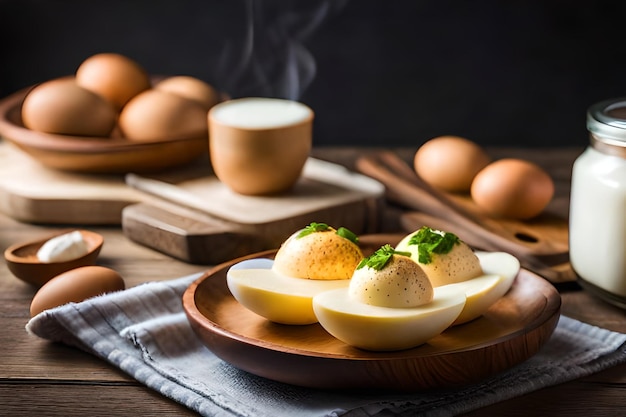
[570,98,626,308]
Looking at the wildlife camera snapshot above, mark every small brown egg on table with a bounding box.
[470,158,554,220]
[30,266,125,317]
[118,89,208,141]
[21,78,117,137]
[154,75,220,111]
[414,135,491,193]
[75,52,151,110]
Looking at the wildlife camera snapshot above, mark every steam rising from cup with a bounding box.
[216,0,348,100]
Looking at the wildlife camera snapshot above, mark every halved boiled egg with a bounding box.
[226,258,350,325]
[313,284,466,351]
[312,251,519,351]
[395,226,483,287]
[226,222,363,325]
[272,223,363,280]
[444,251,519,325]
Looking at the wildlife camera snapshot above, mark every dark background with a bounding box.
[2,0,626,148]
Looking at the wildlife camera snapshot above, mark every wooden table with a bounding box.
[1,147,625,416]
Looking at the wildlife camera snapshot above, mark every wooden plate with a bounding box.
[0,86,208,174]
[182,246,561,391]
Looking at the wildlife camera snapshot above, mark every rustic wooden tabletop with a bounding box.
[1,146,625,416]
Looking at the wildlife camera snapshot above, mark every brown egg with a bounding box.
[118,89,208,141]
[30,265,125,317]
[21,78,117,137]
[155,76,220,110]
[470,158,554,219]
[76,53,151,110]
[414,135,491,192]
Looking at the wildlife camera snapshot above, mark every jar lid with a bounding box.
[587,97,626,143]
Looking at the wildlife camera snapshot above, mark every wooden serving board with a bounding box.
[121,158,385,264]
[0,141,383,267]
[0,141,144,224]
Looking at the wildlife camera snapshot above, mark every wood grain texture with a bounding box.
[4,229,103,286]
[122,158,384,264]
[183,246,560,391]
[356,150,573,282]
[0,383,196,416]
[1,146,625,416]
[0,142,144,224]
[122,197,380,264]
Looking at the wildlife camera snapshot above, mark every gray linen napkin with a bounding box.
[26,273,626,417]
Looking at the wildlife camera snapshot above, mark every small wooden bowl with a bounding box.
[4,230,104,287]
[0,85,208,174]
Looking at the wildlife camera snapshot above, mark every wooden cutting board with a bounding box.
[0,141,384,267]
[0,141,144,224]
[121,158,385,264]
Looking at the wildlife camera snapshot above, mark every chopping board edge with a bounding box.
[122,194,384,265]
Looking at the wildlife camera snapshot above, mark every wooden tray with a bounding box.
[182,244,561,391]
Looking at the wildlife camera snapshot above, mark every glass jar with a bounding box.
[569,97,626,309]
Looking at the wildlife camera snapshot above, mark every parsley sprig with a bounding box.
[407,226,460,264]
[297,222,330,238]
[296,222,359,244]
[336,227,359,244]
[357,244,411,270]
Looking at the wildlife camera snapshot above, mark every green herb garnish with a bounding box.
[297,222,330,238]
[407,226,460,264]
[337,227,359,245]
[297,223,359,244]
[357,244,411,270]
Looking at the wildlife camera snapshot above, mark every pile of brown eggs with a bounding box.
[20,53,220,141]
[413,135,555,220]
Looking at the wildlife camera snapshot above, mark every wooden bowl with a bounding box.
[183,247,562,392]
[0,86,209,174]
[4,229,103,287]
